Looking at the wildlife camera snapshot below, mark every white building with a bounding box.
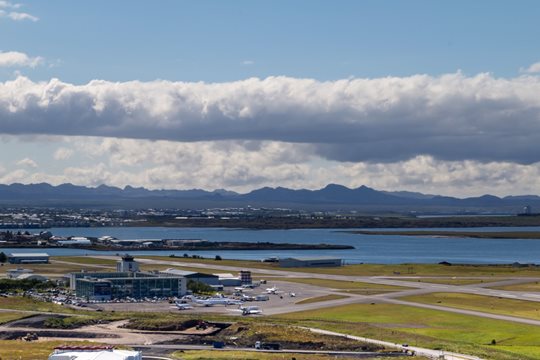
[48,346,141,360]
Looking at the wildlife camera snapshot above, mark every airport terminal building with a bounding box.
[69,255,187,301]
[71,271,187,301]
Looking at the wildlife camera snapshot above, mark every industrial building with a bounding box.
[278,256,343,268]
[8,252,50,264]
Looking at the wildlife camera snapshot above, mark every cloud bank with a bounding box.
[1,73,540,164]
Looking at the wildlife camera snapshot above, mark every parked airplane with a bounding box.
[195,297,242,307]
[175,302,194,310]
[241,305,262,315]
[265,287,279,294]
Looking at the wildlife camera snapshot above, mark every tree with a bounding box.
[187,280,214,294]
[215,255,222,261]
[0,252,7,263]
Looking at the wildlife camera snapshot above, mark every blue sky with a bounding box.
[3,0,539,83]
[1,1,540,197]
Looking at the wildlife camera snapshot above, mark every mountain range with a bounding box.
[0,182,538,214]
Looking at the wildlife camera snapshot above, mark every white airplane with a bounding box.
[241,305,262,315]
[195,297,242,307]
[175,302,194,310]
[265,287,279,294]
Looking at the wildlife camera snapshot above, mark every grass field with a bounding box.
[403,292,540,320]
[490,281,540,292]
[135,256,540,277]
[54,256,117,266]
[268,277,409,291]
[0,340,111,360]
[0,311,31,324]
[295,294,349,305]
[171,351,426,360]
[0,262,91,276]
[278,303,540,360]
[0,296,90,315]
[397,278,489,286]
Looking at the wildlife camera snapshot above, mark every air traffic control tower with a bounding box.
[116,254,139,272]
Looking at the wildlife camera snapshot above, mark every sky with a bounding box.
[1,0,540,197]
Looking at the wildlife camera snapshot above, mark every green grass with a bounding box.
[278,303,540,360]
[266,277,409,292]
[53,256,117,266]
[398,278,489,286]
[295,294,349,305]
[82,255,540,278]
[0,340,112,360]
[136,256,540,277]
[0,296,90,315]
[0,262,88,276]
[403,292,540,320]
[0,311,31,324]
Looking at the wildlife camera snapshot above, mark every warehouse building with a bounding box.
[278,256,343,268]
[8,252,50,264]
[159,268,220,286]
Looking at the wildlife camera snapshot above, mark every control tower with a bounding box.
[116,254,139,272]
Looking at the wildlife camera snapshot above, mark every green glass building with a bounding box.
[73,272,187,301]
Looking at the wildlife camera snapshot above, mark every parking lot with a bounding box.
[95,279,334,315]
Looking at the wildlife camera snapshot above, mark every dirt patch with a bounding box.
[124,318,230,334]
[160,322,384,352]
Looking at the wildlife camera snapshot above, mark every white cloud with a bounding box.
[0,1,38,21]
[53,147,73,161]
[1,73,540,165]
[0,51,43,68]
[7,11,37,21]
[522,61,540,74]
[242,60,255,65]
[16,157,37,168]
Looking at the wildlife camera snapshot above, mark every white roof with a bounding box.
[9,253,50,257]
[7,268,34,273]
[48,350,141,360]
[214,273,236,278]
[161,268,195,276]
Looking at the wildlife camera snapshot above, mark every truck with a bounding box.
[213,341,225,349]
[255,341,281,350]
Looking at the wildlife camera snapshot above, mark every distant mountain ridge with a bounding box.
[0,182,538,212]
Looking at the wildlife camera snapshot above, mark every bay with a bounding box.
[3,226,540,264]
